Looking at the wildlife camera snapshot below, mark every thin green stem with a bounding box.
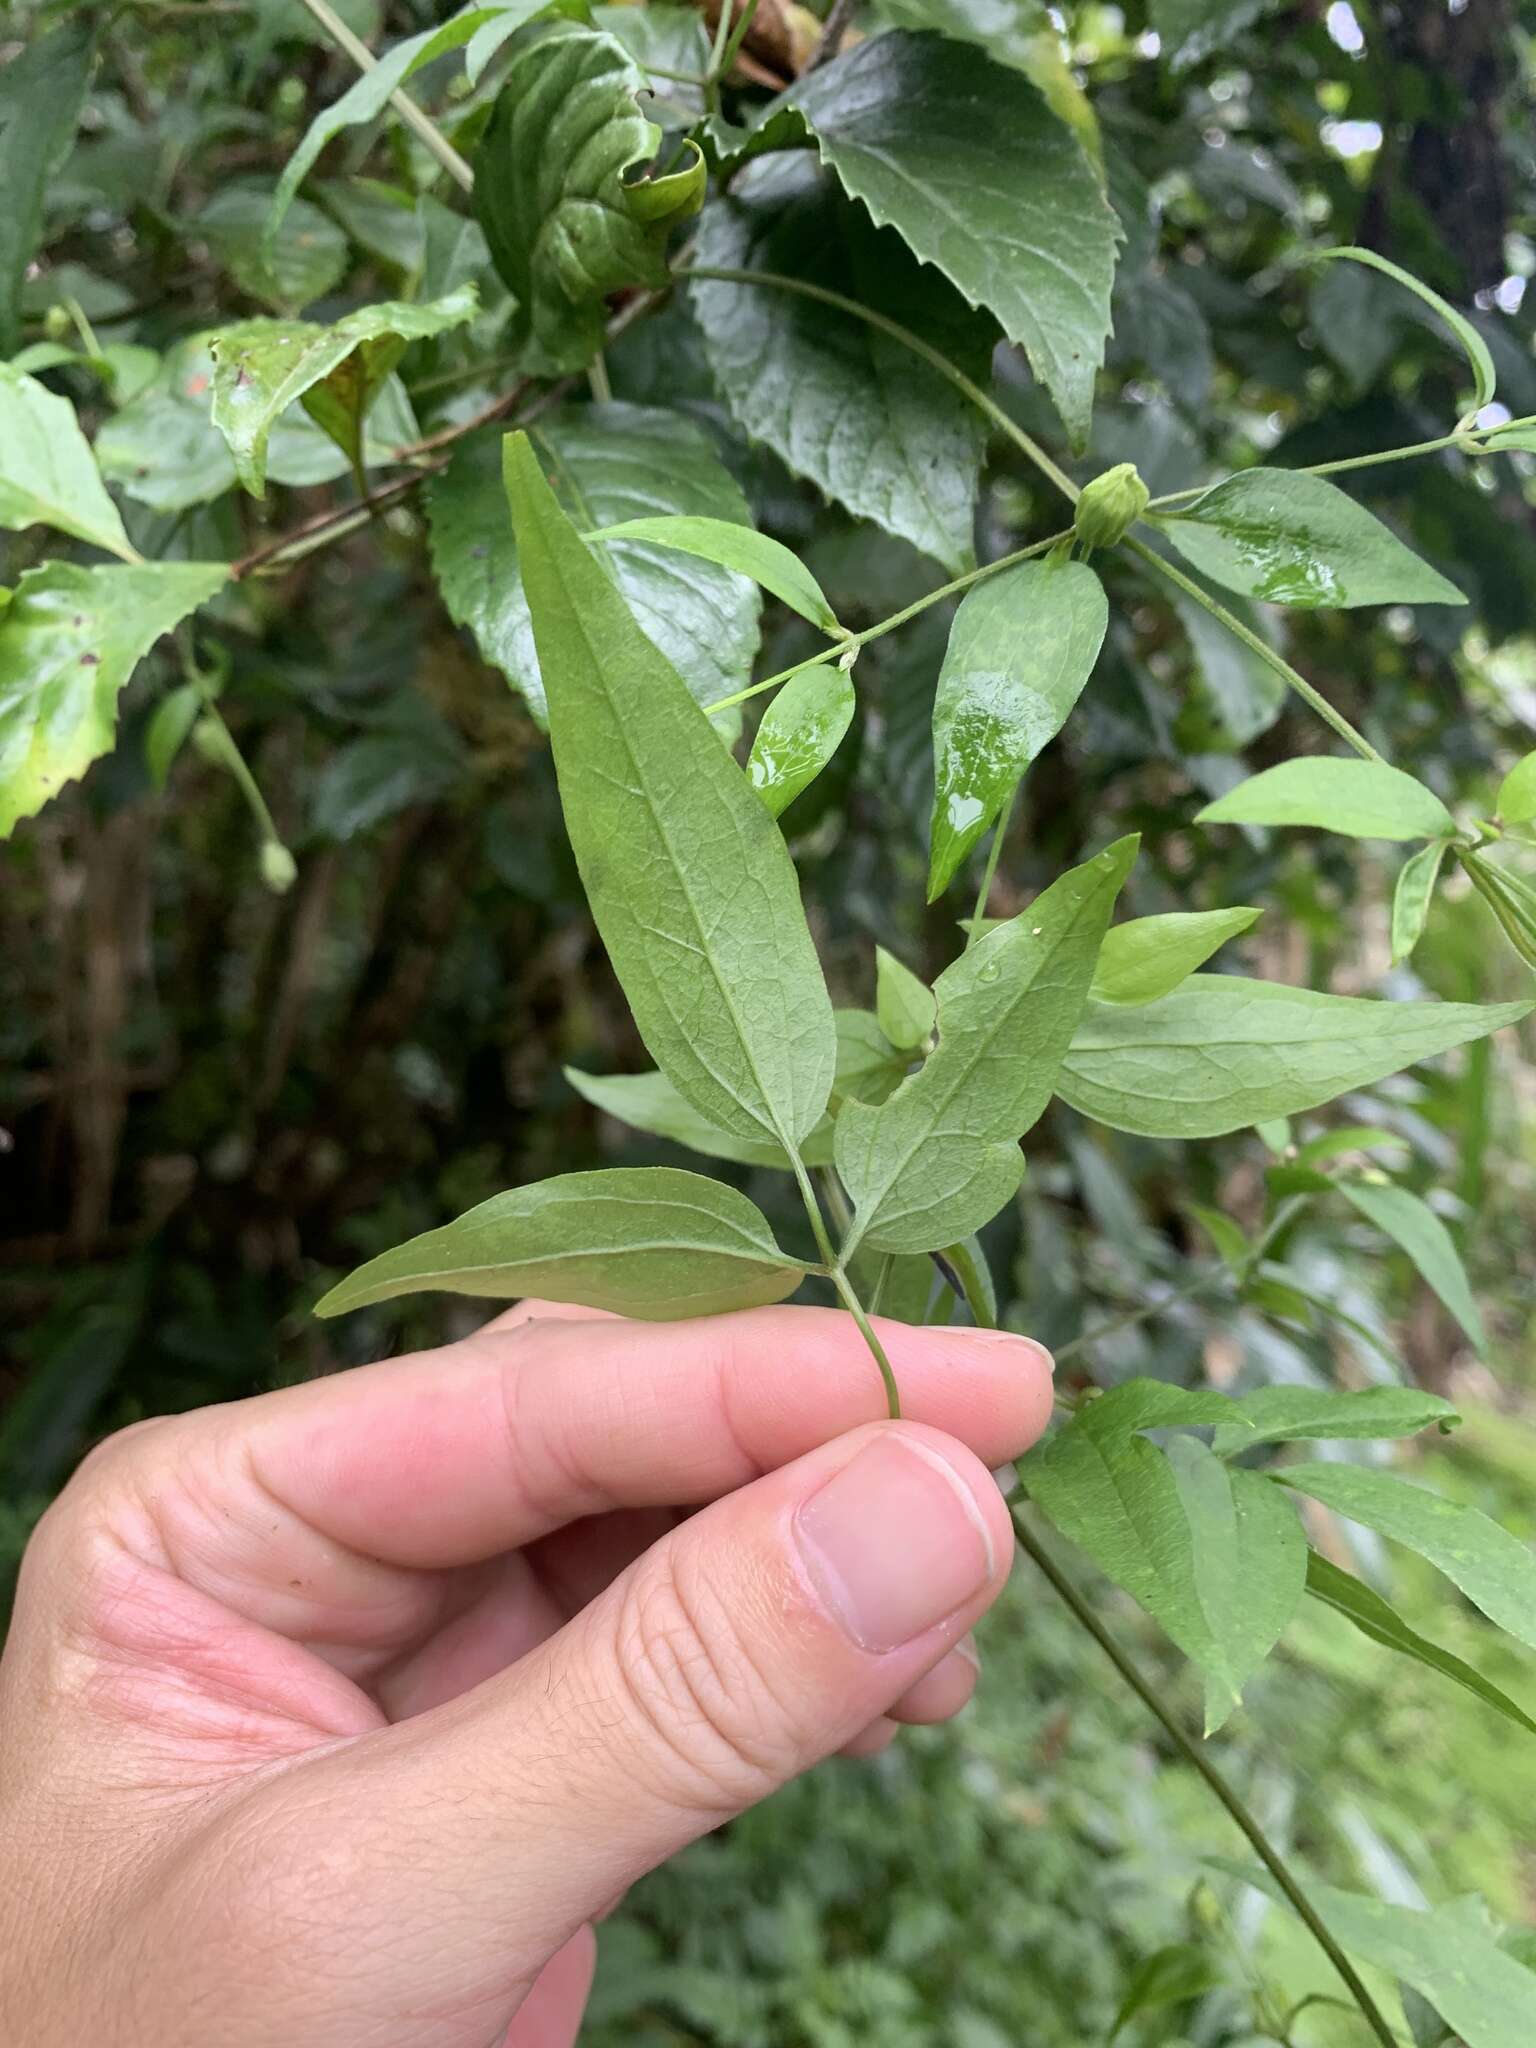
[713,0,763,82]
[701,527,1073,717]
[588,351,612,403]
[1051,1267,1230,1367]
[1142,433,1472,513]
[791,1153,838,1271]
[295,0,475,193]
[1123,536,1384,764]
[1010,1507,1399,2048]
[968,786,1018,936]
[831,1265,902,1419]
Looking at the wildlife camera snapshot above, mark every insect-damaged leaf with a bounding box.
[504,429,835,1153]
[315,1167,812,1320]
[837,836,1136,1254]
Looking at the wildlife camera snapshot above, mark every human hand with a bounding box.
[0,1300,1052,2047]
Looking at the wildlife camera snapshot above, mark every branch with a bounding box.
[295,0,475,193]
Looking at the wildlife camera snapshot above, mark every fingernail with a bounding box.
[935,1326,1055,1373]
[794,1434,995,1653]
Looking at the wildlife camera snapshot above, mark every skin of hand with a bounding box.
[0,1297,1053,2048]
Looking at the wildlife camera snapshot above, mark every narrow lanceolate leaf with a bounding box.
[784,31,1121,446]
[1305,1551,1536,1739]
[428,407,761,719]
[0,367,135,562]
[692,158,995,575]
[1311,247,1497,421]
[1219,1867,1536,2048]
[875,946,937,1053]
[1197,759,1454,843]
[1210,1384,1459,1456]
[0,18,96,354]
[0,561,230,837]
[929,559,1108,898]
[1337,1179,1486,1355]
[505,431,835,1151]
[566,1011,908,1173]
[1159,469,1466,608]
[748,666,856,819]
[585,518,843,638]
[1058,978,1533,1140]
[1393,840,1450,963]
[1498,750,1536,826]
[838,837,1137,1254]
[314,1168,812,1320]
[474,20,705,375]
[1166,1434,1306,1732]
[1091,908,1261,1006]
[209,288,477,496]
[1277,1465,1536,1653]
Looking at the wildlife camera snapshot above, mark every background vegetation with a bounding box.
[3,0,1536,2041]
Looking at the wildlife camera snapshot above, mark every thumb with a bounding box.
[283,1421,1013,2032]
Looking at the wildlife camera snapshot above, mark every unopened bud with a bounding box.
[1073,462,1150,551]
[259,839,298,893]
[43,303,71,342]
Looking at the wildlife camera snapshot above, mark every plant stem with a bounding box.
[713,0,763,82]
[588,351,612,403]
[1142,432,1474,513]
[1050,1267,1230,1367]
[969,786,1018,935]
[1122,536,1384,764]
[294,0,475,193]
[831,1265,902,1419]
[1010,1506,1400,2048]
[701,526,1074,716]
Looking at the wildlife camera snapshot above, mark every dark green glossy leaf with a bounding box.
[0,19,95,355]
[1392,840,1450,963]
[1197,758,1455,842]
[1160,469,1466,608]
[1305,1551,1536,1739]
[474,20,704,375]
[1091,908,1260,1005]
[505,429,835,1152]
[1337,1178,1486,1355]
[428,406,761,721]
[785,31,1120,445]
[0,366,135,561]
[928,559,1107,898]
[1058,979,1532,1139]
[1277,1465,1536,1652]
[315,1167,812,1319]
[200,182,349,312]
[692,157,994,574]
[877,0,1099,161]
[747,665,856,819]
[1211,1385,1459,1455]
[838,837,1136,1254]
[0,561,229,837]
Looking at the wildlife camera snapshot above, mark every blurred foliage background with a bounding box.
[4,0,1536,2040]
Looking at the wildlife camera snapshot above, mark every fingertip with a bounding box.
[885,1640,979,1725]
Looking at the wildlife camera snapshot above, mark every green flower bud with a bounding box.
[43,303,71,342]
[259,839,298,893]
[1073,462,1150,551]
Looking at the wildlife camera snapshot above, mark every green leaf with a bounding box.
[1218,1867,1536,2048]
[1293,1125,1408,1169]
[144,684,202,791]
[209,288,477,497]
[784,32,1121,446]
[590,3,712,124]
[1091,908,1261,1005]
[1311,247,1497,422]
[1189,1203,1249,1274]
[429,406,761,721]
[1336,1178,1486,1355]
[1058,978,1533,1139]
[1277,1465,1536,1653]
[505,429,835,1152]
[267,5,517,250]
[200,182,349,312]
[465,0,560,85]
[746,665,856,820]
[1305,1551,1536,1739]
[0,366,135,562]
[1211,1385,1460,1456]
[315,1167,813,1320]
[0,19,96,356]
[566,1010,908,1173]
[692,157,995,575]
[1159,469,1467,609]
[1204,761,1458,839]
[928,559,1108,898]
[474,20,704,375]
[1196,759,1455,842]
[1151,0,1283,69]
[1110,1944,1224,2041]
[0,561,230,837]
[875,947,937,1053]
[838,837,1137,1254]
[1166,1434,1306,1731]
[1392,840,1450,964]
[584,517,843,638]
[1497,750,1536,827]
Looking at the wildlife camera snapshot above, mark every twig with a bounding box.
[294,0,475,194]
